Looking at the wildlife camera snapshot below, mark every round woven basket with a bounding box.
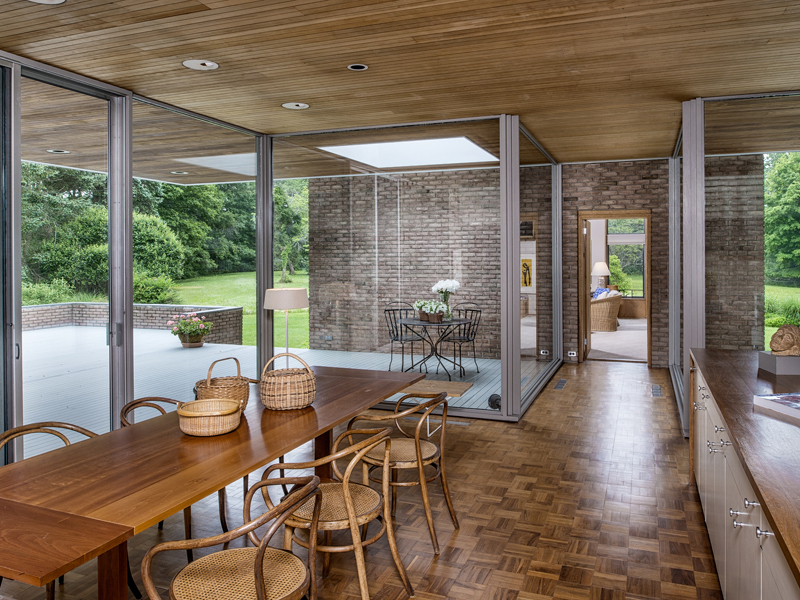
[260,353,316,411]
[177,399,242,436]
[195,357,250,410]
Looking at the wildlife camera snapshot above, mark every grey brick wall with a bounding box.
[561,160,671,367]
[22,303,244,345]
[308,170,502,358]
[705,155,765,351]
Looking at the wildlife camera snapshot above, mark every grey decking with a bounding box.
[19,325,549,457]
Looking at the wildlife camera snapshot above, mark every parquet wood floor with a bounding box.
[0,361,720,600]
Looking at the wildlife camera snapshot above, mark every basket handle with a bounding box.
[261,353,313,378]
[207,357,242,385]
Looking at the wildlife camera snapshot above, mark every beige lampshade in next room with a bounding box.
[263,287,309,310]
[591,261,611,277]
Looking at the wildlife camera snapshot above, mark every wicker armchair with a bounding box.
[590,294,622,332]
[141,476,321,600]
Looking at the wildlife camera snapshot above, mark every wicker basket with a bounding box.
[259,353,316,411]
[195,357,251,410]
[177,399,242,436]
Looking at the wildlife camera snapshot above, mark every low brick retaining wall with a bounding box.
[22,303,244,345]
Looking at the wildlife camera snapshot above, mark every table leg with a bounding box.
[314,430,333,479]
[97,542,127,600]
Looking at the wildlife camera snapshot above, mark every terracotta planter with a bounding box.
[428,312,444,324]
[418,310,429,322]
[178,333,206,348]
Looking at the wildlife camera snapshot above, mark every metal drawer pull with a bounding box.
[707,441,719,447]
[694,403,706,411]
[756,527,774,539]
[719,439,731,446]
[714,425,725,432]
[701,394,710,399]
[730,508,741,517]
[744,498,760,509]
[733,520,744,529]
[709,447,719,454]
[699,386,707,391]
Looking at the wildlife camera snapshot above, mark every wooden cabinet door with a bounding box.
[762,523,800,600]
[705,399,727,595]
[693,393,707,512]
[725,456,761,600]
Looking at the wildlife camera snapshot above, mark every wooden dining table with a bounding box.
[0,365,423,600]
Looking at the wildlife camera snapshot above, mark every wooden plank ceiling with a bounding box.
[5,0,800,168]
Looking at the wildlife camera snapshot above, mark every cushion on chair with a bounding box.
[171,547,308,600]
[592,287,610,299]
[595,291,609,300]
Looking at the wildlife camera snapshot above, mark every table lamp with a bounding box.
[264,287,309,368]
[591,261,611,288]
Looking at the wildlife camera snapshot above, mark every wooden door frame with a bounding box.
[578,209,652,366]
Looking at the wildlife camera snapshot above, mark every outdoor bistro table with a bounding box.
[398,317,470,381]
[0,366,423,600]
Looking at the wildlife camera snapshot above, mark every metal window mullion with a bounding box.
[668,156,685,434]
[108,94,133,431]
[552,164,563,361]
[682,99,705,425]
[256,135,274,376]
[2,61,21,462]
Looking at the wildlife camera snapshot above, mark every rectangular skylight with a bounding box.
[318,137,498,169]
[175,152,256,176]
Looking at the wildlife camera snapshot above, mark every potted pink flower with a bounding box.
[168,312,213,348]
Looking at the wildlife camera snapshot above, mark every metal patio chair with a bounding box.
[384,301,426,372]
[441,302,481,376]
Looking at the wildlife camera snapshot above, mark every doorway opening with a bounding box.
[579,210,651,364]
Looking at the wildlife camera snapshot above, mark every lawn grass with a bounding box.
[175,271,309,348]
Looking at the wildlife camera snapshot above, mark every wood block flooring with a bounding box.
[0,361,721,600]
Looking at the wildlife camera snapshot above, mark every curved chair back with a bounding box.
[120,397,181,427]
[349,392,448,444]
[384,301,414,341]
[453,302,482,341]
[0,422,96,452]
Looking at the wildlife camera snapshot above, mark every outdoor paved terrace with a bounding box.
[20,325,549,457]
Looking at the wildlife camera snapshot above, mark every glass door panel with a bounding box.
[19,77,110,455]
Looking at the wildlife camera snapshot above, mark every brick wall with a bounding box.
[308,170,502,358]
[561,160,671,367]
[521,166,553,358]
[705,155,765,351]
[22,303,244,345]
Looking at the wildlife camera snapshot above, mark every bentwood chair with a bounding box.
[262,428,413,600]
[384,301,426,372]
[0,422,142,600]
[121,397,239,564]
[141,476,321,600]
[348,393,459,555]
[440,302,481,376]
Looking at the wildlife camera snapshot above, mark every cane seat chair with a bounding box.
[348,392,459,555]
[384,301,426,372]
[141,476,321,600]
[440,302,481,377]
[0,422,142,600]
[261,428,413,600]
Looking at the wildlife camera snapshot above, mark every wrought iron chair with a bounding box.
[440,302,481,376]
[0,422,142,600]
[141,475,321,600]
[384,301,425,372]
[348,392,459,555]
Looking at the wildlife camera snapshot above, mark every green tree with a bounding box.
[765,153,800,285]
[608,255,633,295]
[273,186,305,282]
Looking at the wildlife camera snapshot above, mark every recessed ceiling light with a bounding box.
[26,0,66,4]
[170,171,189,175]
[282,102,310,110]
[347,63,369,71]
[182,60,219,71]
[46,149,70,154]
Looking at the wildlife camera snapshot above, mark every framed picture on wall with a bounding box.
[520,213,537,241]
[521,257,533,288]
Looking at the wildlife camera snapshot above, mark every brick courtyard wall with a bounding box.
[22,303,243,345]
[520,166,553,358]
[705,155,765,351]
[308,170,502,358]
[561,160,671,367]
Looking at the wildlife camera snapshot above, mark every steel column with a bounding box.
[668,155,685,435]
[256,135,274,376]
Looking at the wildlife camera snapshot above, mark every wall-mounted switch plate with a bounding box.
[324,335,333,341]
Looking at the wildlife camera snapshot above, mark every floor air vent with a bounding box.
[554,379,567,390]
[652,385,662,397]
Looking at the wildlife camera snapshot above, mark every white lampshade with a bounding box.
[591,261,611,277]
[263,288,309,310]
